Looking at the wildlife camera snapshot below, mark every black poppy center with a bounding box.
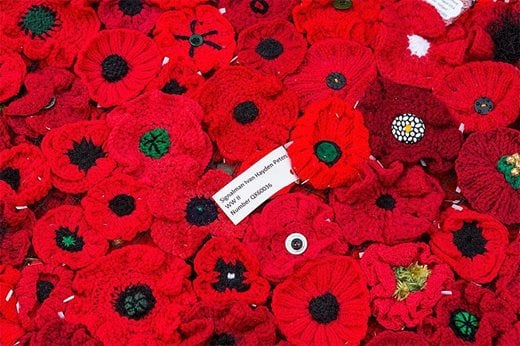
[189,34,204,47]
[18,4,58,38]
[450,309,480,342]
[212,258,251,293]
[66,137,107,174]
[489,10,520,65]
[101,54,130,83]
[55,226,85,252]
[0,167,21,191]
[308,292,339,324]
[233,101,259,125]
[453,221,487,258]
[326,72,346,90]
[114,284,156,320]
[473,97,494,115]
[118,0,143,16]
[161,79,187,95]
[185,197,218,226]
[36,280,54,303]
[256,38,284,60]
[376,193,396,211]
[249,0,269,15]
[209,333,236,346]
[109,194,136,217]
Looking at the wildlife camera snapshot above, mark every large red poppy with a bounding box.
[97,0,162,33]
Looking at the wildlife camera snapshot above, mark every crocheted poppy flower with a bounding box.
[82,174,152,242]
[0,143,52,205]
[455,128,520,225]
[106,91,212,183]
[193,237,270,305]
[243,192,347,283]
[0,265,23,346]
[21,320,101,346]
[75,29,161,107]
[360,243,454,330]
[433,62,520,132]
[0,0,99,68]
[366,330,429,346]
[154,5,235,73]
[97,0,162,33]
[487,5,520,67]
[496,238,520,314]
[0,49,25,103]
[331,160,444,246]
[67,245,195,345]
[32,205,108,269]
[15,263,73,330]
[285,38,376,110]
[179,300,276,345]
[288,98,370,189]
[360,78,463,174]
[198,66,298,163]
[430,208,509,284]
[237,19,307,78]
[272,256,370,345]
[41,120,116,193]
[419,280,517,345]
[146,57,204,99]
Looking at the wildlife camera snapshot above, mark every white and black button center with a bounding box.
[391,113,426,144]
[285,233,308,255]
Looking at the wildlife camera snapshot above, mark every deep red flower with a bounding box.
[179,300,276,346]
[66,245,195,345]
[0,119,11,151]
[75,29,162,107]
[41,120,117,193]
[288,98,370,189]
[21,320,101,346]
[433,61,520,132]
[237,19,307,78]
[360,78,464,174]
[106,91,212,184]
[97,0,162,33]
[0,0,99,68]
[360,242,454,330]
[496,237,519,314]
[0,265,23,346]
[272,256,370,346]
[0,49,25,103]
[455,128,520,225]
[331,160,444,246]
[198,66,298,163]
[154,5,235,73]
[285,38,376,110]
[365,330,429,346]
[193,237,270,305]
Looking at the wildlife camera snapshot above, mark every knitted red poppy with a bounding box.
[455,128,520,225]
[82,174,152,242]
[97,0,162,33]
[285,38,376,110]
[419,280,517,345]
[0,143,52,205]
[21,320,101,346]
[360,78,464,174]
[179,300,276,346]
[0,49,25,103]
[0,0,99,68]
[15,263,73,330]
[331,160,444,246]
[0,265,24,346]
[75,29,161,107]
[154,5,235,73]
[360,242,454,330]
[41,120,116,193]
[219,0,299,32]
[237,19,307,78]
[150,0,208,10]
[272,256,370,346]
[67,245,195,345]
[433,62,520,132]
[288,98,370,189]
[193,237,270,305]
[198,66,298,163]
[430,208,509,284]
[495,237,519,314]
[243,192,347,283]
[146,57,204,99]
[365,330,429,346]
[106,91,212,184]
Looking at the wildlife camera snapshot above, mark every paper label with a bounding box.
[424,0,465,21]
[213,146,298,225]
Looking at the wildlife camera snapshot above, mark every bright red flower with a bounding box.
[21,320,101,346]
[0,265,23,346]
[366,330,429,346]
[496,237,520,314]
[97,0,163,33]
[0,49,25,103]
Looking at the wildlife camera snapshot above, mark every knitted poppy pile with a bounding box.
[0,0,519,345]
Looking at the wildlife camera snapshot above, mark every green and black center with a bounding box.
[314,140,342,166]
[392,262,430,301]
[36,280,54,303]
[308,292,340,324]
[55,226,85,252]
[118,0,143,16]
[452,221,487,258]
[473,97,494,115]
[497,154,520,189]
[0,167,21,191]
[114,284,156,320]
[18,4,59,39]
[333,0,353,10]
[139,128,171,159]
[185,197,218,226]
[212,258,251,293]
[66,137,107,174]
[450,309,480,342]
[326,72,346,90]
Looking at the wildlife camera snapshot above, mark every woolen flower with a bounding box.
[365,330,429,346]
[21,320,101,346]
[0,265,23,346]
[97,0,162,33]
[0,49,25,103]
[496,237,519,314]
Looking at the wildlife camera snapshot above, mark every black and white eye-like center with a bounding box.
[285,233,308,255]
[391,113,426,144]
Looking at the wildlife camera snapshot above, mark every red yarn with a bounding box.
[366,330,429,346]
[0,265,23,346]
[75,29,161,107]
[288,98,370,189]
[284,38,376,110]
[146,57,204,99]
[272,256,370,346]
[193,237,270,305]
[495,237,520,314]
[23,320,101,346]
[0,119,11,151]
[331,160,444,246]
[150,0,208,9]
[154,5,235,73]
[0,49,26,103]
[455,128,520,225]
[97,0,162,33]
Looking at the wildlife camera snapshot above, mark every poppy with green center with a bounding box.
[97,0,162,33]
[67,245,196,345]
[288,97,370,189]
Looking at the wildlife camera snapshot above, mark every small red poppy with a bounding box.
[0,49,25,103]
[193,237,270,305]
[366,330,429,346]
[288,97,370,189]
[360,242,454,330]
[41,120,117,194]
[154,5,235,73]
[496,238,520,314]
[272,256,370,346]
[97,0,162,33]
[75,29,162,107]
[146,57,204,99]
[331,160,444,246]
[22,320,101,346]
[237,19,307,78]
[0,265,23,346]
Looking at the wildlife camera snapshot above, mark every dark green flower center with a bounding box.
[55,226,85,252]
[334,0,353,10]
[0,167,20,191]
[497,154,520,189]
[18,4,58,38]
[450,309,480,342]
[139,128,171,159]
[189,34,204,47]
[314,140,342,166]
[114,284,156,320]
[308,292,339,324]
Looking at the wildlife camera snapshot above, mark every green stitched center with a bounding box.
[497,154,520,189]
[392,262,430,301]
[314,140,342,166]
[139,128,171,159]
[450,309,479,341]
[21,5,57,37]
